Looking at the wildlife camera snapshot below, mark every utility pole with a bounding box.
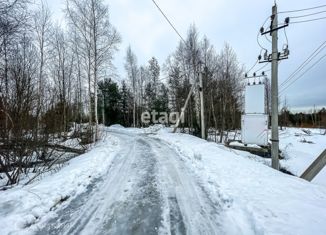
[271,4,280,170]
[259,4,289,170]
[173,81,196,133]
[173,62,205,138]
[199,65,205,139]
[301,149,326,182]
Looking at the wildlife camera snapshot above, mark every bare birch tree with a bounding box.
[33,1,52,135]
[124,46,139,127]
[66,0,120,141]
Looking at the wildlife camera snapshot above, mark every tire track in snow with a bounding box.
[35,129,226,235]
[146,136,225,235]
[99,138,163,235]
[35,132,164,235]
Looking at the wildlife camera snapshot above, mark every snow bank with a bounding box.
[108,124,125,129]
[108,124,168,135]
[0,133,120,235]
[155,131,326,235]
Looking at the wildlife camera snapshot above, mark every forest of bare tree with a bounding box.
[0,0,247,186]
[0,0,121,185]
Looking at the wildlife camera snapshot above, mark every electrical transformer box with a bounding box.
[241,114,268,146]
[245,84,265,114]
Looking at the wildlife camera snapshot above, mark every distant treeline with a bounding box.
[280,108,326,128]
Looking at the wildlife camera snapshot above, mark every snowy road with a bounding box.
[2,127,326,235]
[36,129,225,235]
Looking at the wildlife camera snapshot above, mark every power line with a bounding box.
[248,24,271,75]
[290,16,326,24]
[281,41,326,87]
[254,62,269,73]
[246,59,258,74]
[280,54,326,94]
[280,41,326,88]
[280,53,326,94]
[265,34,272,43]
[246,48,265,75]
[261,15,271,27]
[152,0,205,135]
[279,4,326,14]
[257,30,267,51]
[151,0,187,45]
[289,10,326,18]
[283,27,288,46]
[256,16,271,51]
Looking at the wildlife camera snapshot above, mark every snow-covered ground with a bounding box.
[153,127,326,235]
[279,128,326,186]
[0,131,121,235]
[0,125,326,235]
[225,127,326,187]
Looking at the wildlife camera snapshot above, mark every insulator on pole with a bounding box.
[285,17,290,25]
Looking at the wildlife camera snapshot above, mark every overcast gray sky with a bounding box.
[46,0,326,112]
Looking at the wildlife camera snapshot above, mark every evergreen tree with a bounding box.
[148,57,160,97]
[153,83,169,113]
[98,78,121,126]
[119,80,133,126]
[144,57,161,113]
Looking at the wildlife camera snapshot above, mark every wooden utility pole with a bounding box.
[271,4,280,170]
[173,63,205,137]
[173,81,196,133]
[199,67,205,139]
